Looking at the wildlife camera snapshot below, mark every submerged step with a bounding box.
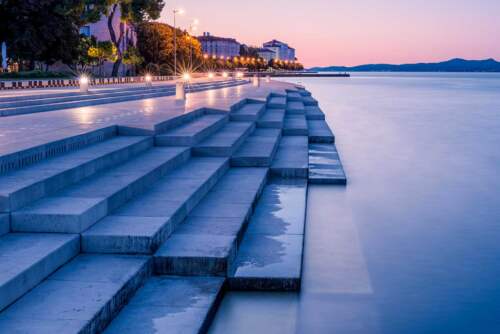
[193,122,254,157]
[0,233,79,312]
[0,136,152,212]
[155,114,228,147]
[0,214,8,236]
[308,120,335,143]
[309,143,347,184]
[305,106,326,120]
[229,178,307,291]
[11,147,190,233]
[231,129,281,167]
[283,114,308,136]
[257,108,285,129]
[286,101,305,114]
[82,158,229,254]
[271,136,309,178]
[230,102,265,121]
[0,254,150,333]
[154,168,269,276]
[104,276,224,334]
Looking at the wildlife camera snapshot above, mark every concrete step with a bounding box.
[271,136,309,178]
[155,114,228,147]
[267,96,286,109]
[302,96,319,106]
[0,233,79,312]
[286,92,303,102]
[0,125,116,175]
[230,101,266,122]
[0,214,8,236]
[231,129,281,167]
[283,114,308,136]
[309,144,347,185]
[305,106,326,120]
[297,88,312,97]
[308,120,335,143]
[229,178,307,291]
[154,168,269,276]
[193,122,255,157]
[104,276,224,334]
[11,147,190,233]
[0,254,150,333]
[0,136,152,212]
[286,101,305,114]
[81,157,229,254]
[257,108,285,129]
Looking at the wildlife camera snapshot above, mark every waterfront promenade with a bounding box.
[0,78,345,333]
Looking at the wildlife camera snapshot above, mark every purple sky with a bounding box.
[160,0,500,67]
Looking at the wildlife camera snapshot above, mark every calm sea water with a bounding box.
[209,73,500,334]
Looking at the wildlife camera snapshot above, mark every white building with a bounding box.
[262,40,296,61]
[197,32,241,58]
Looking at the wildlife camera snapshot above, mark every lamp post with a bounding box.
[173,8,185,77]
[188,19,199,68]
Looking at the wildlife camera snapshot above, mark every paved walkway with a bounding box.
[0,80,294,156]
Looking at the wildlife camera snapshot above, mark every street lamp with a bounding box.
[79,75,89,93]
[173,8,185,76]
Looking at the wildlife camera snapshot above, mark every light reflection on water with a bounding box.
[209,73,500,334]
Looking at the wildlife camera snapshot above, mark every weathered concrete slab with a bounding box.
[0,254,151,334]
[104,276,224,334]
[11,147,190,233]
[0,135,152,213]
[0,233,79,312]
[257,108,285,129]
[286,101,305,114]
[82,158,229,254]
[283,115,308,136]
[231,129,281,167]
[229,178,307,291]
[0,214,8,236]
[193,122,254,157]
[155,114,228,146]
[230,102,265,122]
[309,143,347,185]
[271,136,309,178]
[305,106,325,120]
[154,168,268,276]
[267,96,286,109]
[308,120,335,143]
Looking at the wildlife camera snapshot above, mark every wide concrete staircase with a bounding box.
[0,86,346,333]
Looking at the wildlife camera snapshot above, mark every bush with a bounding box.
[0,70,73,79]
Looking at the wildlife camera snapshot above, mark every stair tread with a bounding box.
[309,143,347,184]
[0,254,149,333]
[283,115,308,135]
[0,136,151,211]
[308,120,335,142]
[0,233,79,311]
[232,102,265,116]
[305,106,325,120]
[271,137,309,178]
[104,276,224,334]
[230,178,307,290]
[194,122,254,156]
[82,158,229,254]
[286,101,305,113]
[157,114,226,138]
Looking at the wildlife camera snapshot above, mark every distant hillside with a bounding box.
[311,58,500,72]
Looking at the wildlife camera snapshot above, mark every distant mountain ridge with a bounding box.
[310,58,500,72]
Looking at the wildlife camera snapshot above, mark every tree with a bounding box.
[122,46,143,75]
[88,41,117,76]
[90,0,165,77]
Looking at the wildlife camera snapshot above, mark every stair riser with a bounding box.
[228,277,300,291]
[1,138,153,212]
[0,214,8,236]
[283,128,309,136]
[155,116,229,147]
[306,114,325,120]
[271,168,308,179]
[79,259,152,334]
[0,236,79,312]
[309,136,335,143]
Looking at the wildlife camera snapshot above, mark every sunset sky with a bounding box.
[160,0,500,67]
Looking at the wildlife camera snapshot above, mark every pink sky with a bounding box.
[160,0,500,67]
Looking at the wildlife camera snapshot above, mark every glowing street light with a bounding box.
[208,72,214,79]
[222,72,228,78]
[79,75,89,93]
[145,74,152,87]
[182,72,191,81]
[236,71,244,78]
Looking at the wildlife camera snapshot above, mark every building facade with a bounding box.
[197,32,240,58]
[262,40,296,61]
[257,48,277,62]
